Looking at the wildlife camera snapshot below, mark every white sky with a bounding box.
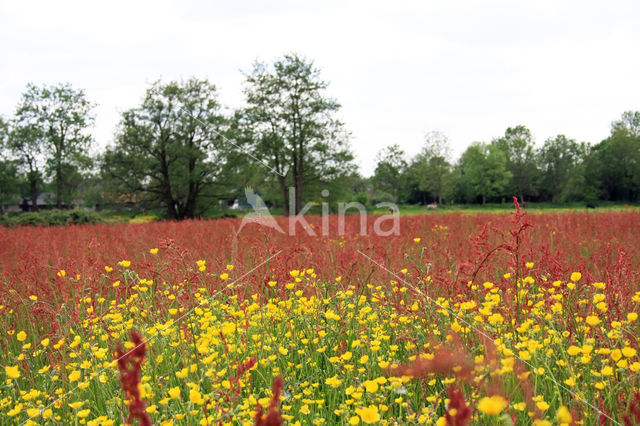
[1,0,639,176]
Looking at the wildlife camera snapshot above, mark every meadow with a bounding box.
[1,203,639,425]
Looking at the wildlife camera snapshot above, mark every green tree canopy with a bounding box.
[242,53,355,214]
[412,131,453,204]
[102,79,229,219]
[587,113,640,202]
[372,144,407,203]
[457,142,511,204]
[12,83,95,209]
[492,125,539,202]
[537,135,588,202]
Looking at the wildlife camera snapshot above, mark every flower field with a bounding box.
[1,205,640,425]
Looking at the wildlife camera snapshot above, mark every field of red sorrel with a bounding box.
[0,205,639,425]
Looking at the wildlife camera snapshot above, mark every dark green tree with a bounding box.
[457,142,511,204]
[372,144,407,202]
[6,118,45,211]
[102,79,228,220]
[0,118,20,211]
[243,54,355,215]
[12,83,95,209]
[586,113,640,201]
[612,111,640,137]
[492,125,539,202]
[537,135,588,202]
[412,131,453,204]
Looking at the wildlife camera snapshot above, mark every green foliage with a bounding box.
[537,135,588,202]
[242,53,355,214]
[411,131,454,204]
[0,209,104,227]
[456,142,512,204]
[102,79,230,220]
[491,125,540,201]
[11,83,95,209]
[586,124,640,202]
[372,144,408,203]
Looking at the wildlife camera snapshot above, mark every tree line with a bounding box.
[372,115,640,206]
[1,53,639,219]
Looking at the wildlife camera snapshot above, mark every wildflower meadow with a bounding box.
[1,203,640,425]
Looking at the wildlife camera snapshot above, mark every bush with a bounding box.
[0,209,105,227]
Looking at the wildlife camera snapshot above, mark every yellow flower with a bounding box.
[7,403,23,416]
[189,389,203,404]
[146,405,157,414]
[556,406,572,423]
[413,237,421,243]
[585,316,600,326]
[355,405,380,424]
[57,269,66,277]
[299,404,310,415]
[17,331,27,341]
[601,365,614,376]
[349,416,360,425]
[220,273,229,280]
[29,295,38,301]
[226,264,234,271]
[628,312,638,322]
[364,380,379,393]
[325,375,342,388]
[168,387,181,399]
[77,409,90,418]
[42,408,52,419]
[69,370,81,382]
[536,401,550,411]
[104,266,113,272]
[611,349,623,361]
[570,272,582,282]
[41,338,50,347]
[477,395,507,415]
[622,347,637,358]
[119,260,131,268]
[525,262,534,268]
[5,365,20,379]
[69,401,85,409]
[150,248,159,255]
[279,347,289,355]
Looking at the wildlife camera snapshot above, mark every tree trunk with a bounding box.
[294,177,302,215]
[56,165,62,209]
[31,179,38,212]
[482,194,486,205]
[278,175,289,216]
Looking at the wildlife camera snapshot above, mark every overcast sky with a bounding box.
[1,0,639,176]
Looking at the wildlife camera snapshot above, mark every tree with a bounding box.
[492,125,539,202]
[412,131,453,204]
[6,123,44,211]
[372,144,407,202]
[612,111,640,137]
[457,142,511,204]
[537,135,588,202]
[586,115,640,202]
[243,54,354,215]
[0,118,20,211]
[12,83,95,208]
[103,79,228,220]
